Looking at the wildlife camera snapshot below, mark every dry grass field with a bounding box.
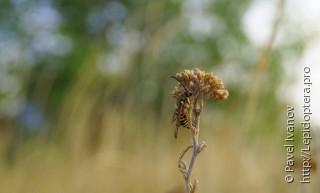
[0,105,318,193]
[1,0,319,192]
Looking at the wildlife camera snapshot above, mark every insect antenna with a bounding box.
[170,76,190,93]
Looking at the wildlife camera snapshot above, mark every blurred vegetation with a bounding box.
[0,0,318,192]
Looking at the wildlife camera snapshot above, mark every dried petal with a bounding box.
[171,68,228,101]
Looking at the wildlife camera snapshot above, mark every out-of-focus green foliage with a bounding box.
[0,0,316,192]
[0,0,290,151]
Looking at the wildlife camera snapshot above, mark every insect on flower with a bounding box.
[171,76,194,139]
[171,68,229,193]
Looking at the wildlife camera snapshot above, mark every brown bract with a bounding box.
[171,68,229,101]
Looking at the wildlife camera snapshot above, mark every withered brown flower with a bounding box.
[171,68,228,193]
[171,68,229,101]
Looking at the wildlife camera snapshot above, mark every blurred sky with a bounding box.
[243,0,320,127]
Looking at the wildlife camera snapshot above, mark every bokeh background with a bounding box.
[0,0,319,192]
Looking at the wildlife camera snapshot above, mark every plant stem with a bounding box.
[185,100,201,193]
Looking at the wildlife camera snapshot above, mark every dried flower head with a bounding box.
[171,68,229,101]
[171,68,228,193]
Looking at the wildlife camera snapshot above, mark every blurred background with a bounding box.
[0,0,319,192]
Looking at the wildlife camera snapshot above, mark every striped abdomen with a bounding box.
[179,113,189,128]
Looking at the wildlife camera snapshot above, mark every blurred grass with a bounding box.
[0,38,315,193]
[1,122,317,193]
[0,0,319,192]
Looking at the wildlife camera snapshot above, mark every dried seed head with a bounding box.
[171,68,229,101]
